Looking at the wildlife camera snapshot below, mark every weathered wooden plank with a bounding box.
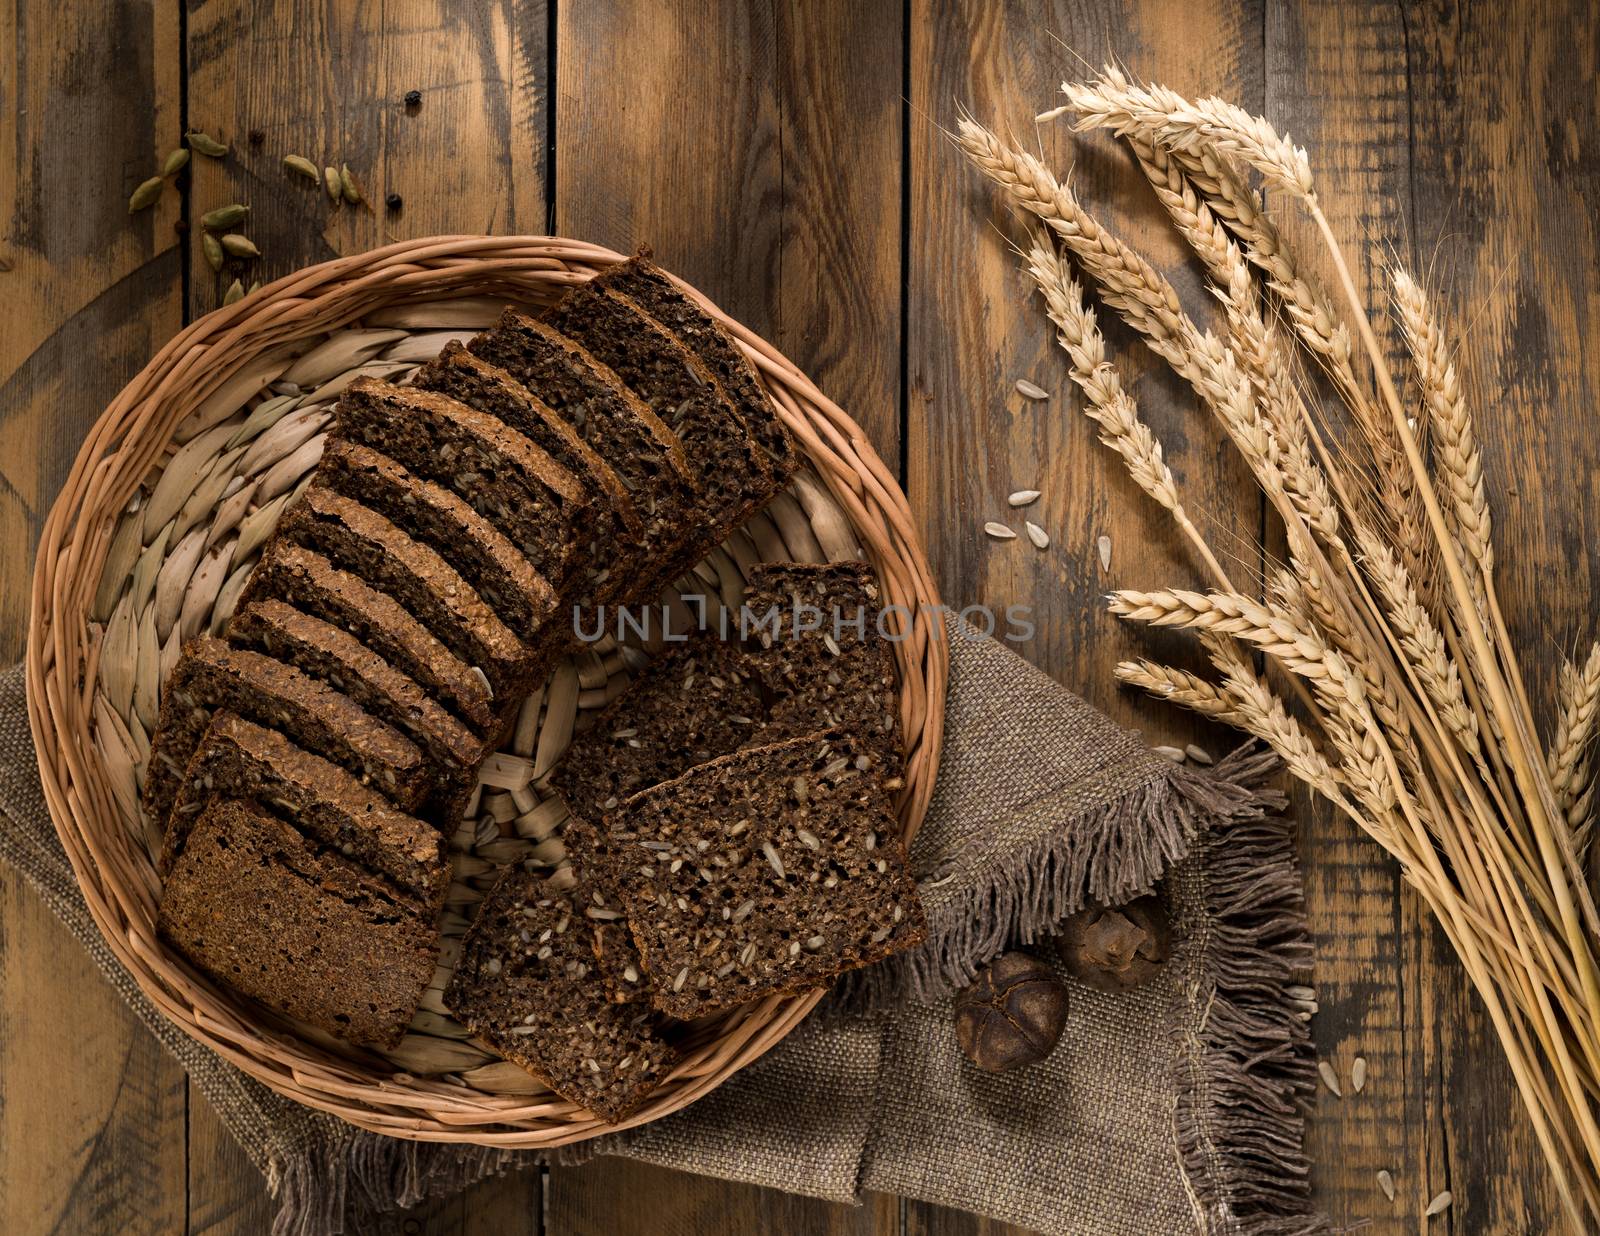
[0,1,186,1232]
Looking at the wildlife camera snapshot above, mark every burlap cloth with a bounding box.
[0,618,1323,1235]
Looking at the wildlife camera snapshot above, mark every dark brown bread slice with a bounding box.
[241,539,496,732]
[561,817,649,1004]
[549,632,765,822]
[161,711,450,907]
[742,561,903,782]
[314,438,558,638]
[594,257,798,483]
[467,308,697,586]
[278,486,533,697]
[333,377,591,599]
[600,732,925,1019]
[444,867,678,1122]
[143,636,427,826]
[413,343,642,608]
[542,283,778,574]
[159,799,439,1049]
[228,599,487,771]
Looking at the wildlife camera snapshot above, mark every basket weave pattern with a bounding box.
[25,237,946,1145]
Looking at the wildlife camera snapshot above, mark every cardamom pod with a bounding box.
[283,154,320,181]
[323,165,341,202]
[162,148,190,177]
[339,163,364,206]
[186,131,229,158]
[128,176,164,212]
[248,280,261,295]
[220,234,259,258]
[202,232,224,272]
[223,278,244,305]
[200,203,249,230]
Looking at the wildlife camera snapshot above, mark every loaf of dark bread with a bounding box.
[159,798,440,1049]
[413,343,643,609]
[313,438,558,639]
[549,632,765,822]
[742,561,903,783]
[240,539,496,731]
[333,377,591,600]
[467,308,697,585]
[278,486,531,697]
[162,711,450,908]
[143,636,427,826]
[594,257,798,484]
[444,867,678,1122]
[598,732,925,1018]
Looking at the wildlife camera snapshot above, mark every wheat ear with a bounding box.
[1549,642,1600,849]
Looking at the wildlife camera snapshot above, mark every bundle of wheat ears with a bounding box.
[960,68,1600,1225]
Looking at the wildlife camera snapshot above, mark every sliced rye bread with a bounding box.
[161,711,450,906]
[594,257,798,483]
[333,377,591,601]
[444,866,678,1122]
[228,599,487,772]
[413,343,643,609]
[467,308,697,588]
[596,732,925,1019]
[241,539,496,732]
[549,632,765,823]
[741,561,903,782]
[277,485,533,698]
[541,283,779,582]
[561,817,649,1004]
[314,438,558,639]
[143,636,427,827]
[159,798,440,1049]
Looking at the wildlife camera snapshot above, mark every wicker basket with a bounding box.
[25,236,947,1145]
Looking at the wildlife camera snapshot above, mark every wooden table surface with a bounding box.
[4,1,1596,1232]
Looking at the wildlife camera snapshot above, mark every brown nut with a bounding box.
[952,951,1069,1073]
[1055,895,1171,992]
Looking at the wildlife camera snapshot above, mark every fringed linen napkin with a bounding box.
[0,618,1322,1235]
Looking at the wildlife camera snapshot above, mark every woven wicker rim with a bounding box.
[25,236,947,1145]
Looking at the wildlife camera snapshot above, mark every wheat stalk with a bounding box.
[1550,643,1600,850]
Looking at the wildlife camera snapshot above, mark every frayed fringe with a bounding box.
[1174,790,1327,1236]
[833,745,1283,1013]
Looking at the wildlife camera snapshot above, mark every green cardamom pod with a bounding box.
[128,176,164,213]
[186,131,230,158]
[339,163,364,206]
[223,278,244,306]
[200,203,249,230]
[248,280,262,295]
[220,234,259,258]
[162,148,190,177]
[202,232,224,272]
[323,166,341,202]
[283,154,320,181]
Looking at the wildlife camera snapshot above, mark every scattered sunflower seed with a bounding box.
[1317,1060,1343,1097]
[1015,378,1050,400]
[1351,1056,1367,1092]
[1153,745,1186,763]
[983,522,1016,540]
[1377,1169,1395,1201]
[340,163,364,205]
[1008,489,1040,507]
[1184,743,1214,766]
[220,234,259,259]
[1098,534,1112,571]
[202,232,224,272]
[283,154,321,181]
[323,165,341,201]
[128,176,164,212]
[200,203,248,230]
[162,148,190,177]
[185,130,229,157]
[1424,1190,1452,1217]
[1024,521,1050,550]
[222,278,244,306]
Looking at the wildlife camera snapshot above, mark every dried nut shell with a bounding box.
[339,163,364,205]
[185,130,229,157]
[128,176,164,212]
[220,234,259,258]
[202,232,224,272]
[952,952,1068,1072]
[1055,896,1171,991]
[323,165,341,201]
[200,203,248,230]
[283,154,320,181]
[162,148,190,177]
